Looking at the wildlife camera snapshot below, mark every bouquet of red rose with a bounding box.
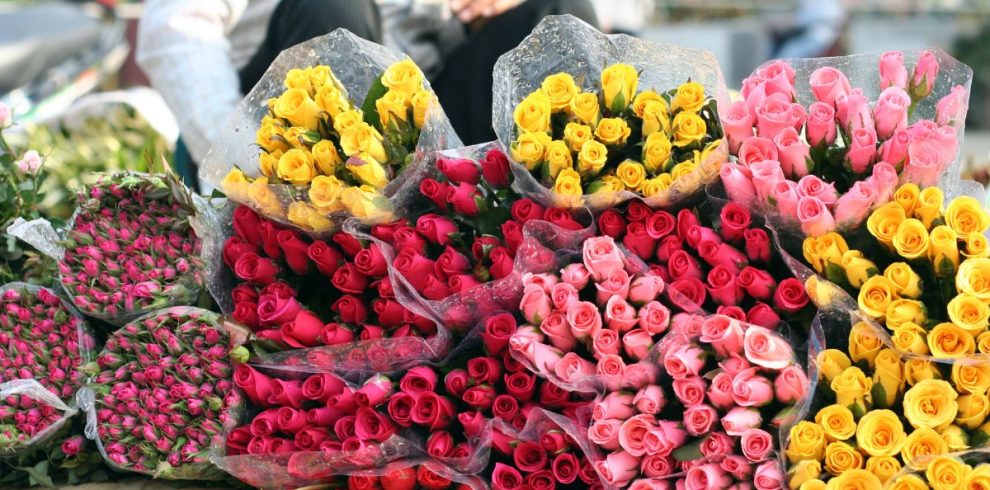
[83,307,244,479]
[342,462,487,490]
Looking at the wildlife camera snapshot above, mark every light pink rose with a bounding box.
[741,429,775,463]
[672,376,707,407]
[700,432,736,458]
[741,75,768,116]
[640,455,676,479]
[606,295,640,333]
[663,343,706,380]
[720,407,762,436]
[771,180,800,220]
[935,125,959,170]
[750,160,785,203]
[744,324,795,369]
[596,268,632,306]
[540,310,576,352]
[796,196,835,236]
[522,272,558,292]
[592,328,621,360]
[757,60,796,86]
[874,86,911,140]
[731,367,775,407]
[936,85,969,126]
[588,418,622,450]
[753,460,785,490]
[554,352,595,385]
[619,414,657,456]
[596,450,641,488]
[907,119,939,139]
[833,180,878,227]
[775,364,810,404]
[707,372,735,410]
[721,455,754,481]
[878,128,912,168]
[835,88,874,133]
[583,236,625,282]
[683,404,718,436]
[796,175,838,206]
[520,284,551,325]
[597,354,628,389]
[685,463,732,490]
[700,315,745,358]
[560,263,591,290]
[509,335,562,376]
[671,313,704,337]
[903,137,945,187]
[773,127,811,178]
[806,101,837,148]
[624,362,659,390]
[809,67,852,106]
[737,137,778,167]
[566,300,603,340]
[846,127,879,174]
[594,391,635,421]
[869,161,898,202]
[549,282,579,311]
[512,324,544,344]
[628,275,665,306]
[638,301,671,335]
[633,385,666,415]
[756,94,805,140]
[911,50,940,97]
[879,51,908,90]
[643,420,687,457]
[720,162,756,207]
[622,329,654,361]
[720,354,752,377]
[722,101,756,154]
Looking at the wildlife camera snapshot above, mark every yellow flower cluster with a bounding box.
[786,324,990,489]
[881,454,990,490]
[508,63,723,205]
[803,184,990,355]
[222,60,434,231]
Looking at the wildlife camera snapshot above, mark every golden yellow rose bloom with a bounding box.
[800,480,826,490]
[893,323,931,355]
[632,90,664,119]
[901,427,950,470]
[340,122,388,164]
[513,90,552,134]
[953,362,990,395]
[257,121,290,153]
[831,366,872,413]
[311,140,343,176]
[946,196,990,240]
[858,275,899,319]
[957,258,990,302]
[594,117,632,146]
[275,88,324,130]
[904,358,943,386]
[904,379,960,431]
[593,175,626,194]
[640,176,669,198]
[815,404,856,441]
[570,92,601,126]
[642,132,673,175]
[671,111,707,147]
[872,348,905,408]
[841,250,879,288]
[823,441,863,475]
[966,234,990,260]
[308,175,343,211]
[340,185,388,221]
[956,393,990,430]
[284,67,313,93]
[886,299,927,331]
[381,59,424,96]
[345,153,389,189]
[803,233,849,275]
[856,409,907,457]
[672,81,707,113]
[553,169,583,198]
[276,148,317,185]
[640,99,671,137]
[894,218,931,260]
[926,455,972,490]
[616,160,646,190]
[868,202,907,249]
[865,456,901,484]
[884,262,923,299]
[786,421,827,463]
[222,168,250,201]
[332,109,363,134]
[287,201,333,232]
[916,186,945,229]
[928,322,977,358]
[259,150,281,177]
[315,85,350,118]
[544,140,574,180]
[563,122,593,153]
[788,460,822,490]
[978,331,990,353]
[940,425,970,451]
[947,292,990,335]
[281,127,308,150]
[306,65,334,92]
[410,89,433,129]
[962,464,990,490]
[670,161,700,191]
[817,349,852,383]
[894,183,921,215]
[510,132,551,170]
[929,225,961,275]
[849,321,884,367]
[540,73,580,112]
[888,475,932,490]
[577,140,608,179]
[600,63,638,113]
[823,469,883,490]
[247,177,282,217]
[376,89,409,128]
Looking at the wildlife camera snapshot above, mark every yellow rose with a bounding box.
[287,201,333,232]
[893,323,931,355]
[577,140,608,179]
[247,177,282,216]
[926,455,972,490]
[868,202,907,249]
[570,92,601,126]
[823,469,883,490]
[514,90,552,134]
[590,175,625,194]
[315,85,350,118]
[311,140,343,175]
[904,379,960,431]
[275,88,324,130]
[670,160,696,181]
[873,348,905,408]
[803,233,849,275]
[276,148,317,185]
[886,299,927,331]
[545,140,574,180]
[979,331,990,353]
[640,175,670,198]
[381,59,424,96]
[553,169,583,199]
[616,160,646,190]
[946,196,990,240]
[823,441,863,475]
[221,168,250,201]
[948,293,990,336]
[966,234,990,260]
[928,322,977,358]
[641,132,672,175]
[332,109,363,134]
[902,427,950,470]
[800,480,827,490]
[594,117,631,146]
[340,122,388,163]
[956,393,990,430]
[541,73,580,112]
[281,126,308,150]
[865,456,902,484]
[641,99,671,137]
[885,262,923,299]
[815,404,856,441]
[671,111,707,147]
[916,186,945,229]
[306,65,335,92]
[858,276,899,319]
[831,366,872,414]
[953,361,990,395]
[510,132,551,170]
[930,225,961,276]
[889,475,932,490]
[632,90,664,119]
[940,425,970,451]
[346,153,389,189]
[786,421,827,463]
[957,258,990,302]
[817,349,852,383]
[894,218,931,260]
[376,89,409,128]
[563,122,593,153]
[257,121,289,153]
[308,175,344,211]
[600,63,638,113]
[894,183,921,215]
[856,409,907,457]
[672,81,707,113]
[340,185,386,221]
[962,464,990,490]
[849,321,885,368]
[284,67,313,93]
[842,250,880,288]
[788,460,821,490]
[410,89,433,129]
[905,359,943,386]
[259,150,281,177]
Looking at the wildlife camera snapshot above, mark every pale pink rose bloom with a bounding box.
[554,351,595,385]
[684,463,732,490]
[560,263,591,290]
[911,50,940,97]
[805,101,837,147]
[662,343,706,380]
[633,385,666,415]
[640,455,677,479]
[753,460,785,490]
[619,413,658,456]
[720,162,757,207]
[594,391,636,420]
[596,450,641,488]
[903,137,946,187]
[597,354,628,390]
[629,478,673,490]
[775,364,810,404]
[583,236,625,282]
[750,160,785,203]
[720,354,753,377]
[682,404,718,436]
[509,335,562,376]
[720,406,763,436]
[731,367,775,407]
[622,328,654,361]
[519,284,551,325]
[522,272,558,292]
[637,301,671,335]
[744,324,795,369]
[670,313,704,337]
[628,275,665,306]
[592,328,621,360]
[741,75,769,116]
[540,310,576,352]
[796,175,838,206]
[936,85,969,126]
[623,362,659,390]
[736,137,778,167]
[595,268,632,305]
[588,418,623,450]
[672,376,707,407]
[699,315,745,358]
[722,100,756,154]
[869,161,899,202]
[741,429,775,463]
[720,455,755,481]
[879,51,908,90]
[833,180,878,227]
[935,125,959,169]
[771,180,800,220]
[606,295,640,333]
[15,150,42,175]
[549,281,579,311]
[643,420,687,456]
[907,119,938,139]
[846,127,879,174]
[707,372,735,410]
[796,196,835,236]
[566,300,603,340]
[512,324,545,344]
[701,432,736,458]
[756,94,805,140]
[757,60,797,86]
[773,127,811,177]
[835,88,874,133]
[809,66,852,106]
[878,127,912,167]
[873,86,911,140]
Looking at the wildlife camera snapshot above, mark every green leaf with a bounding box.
[15,460,53,488]
[936,256,957,277]
[824,262,849,287]
[672,438,705,462]
[871,381,889,409]
[361,76,389,132]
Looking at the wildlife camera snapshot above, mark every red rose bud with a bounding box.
[774,278,810,314]
[231,284,259,304]
[435,247,471,279]
[332,232,364,258]
[716,305,747,322]
[394,249,435,290]
[349,475,379,490]
[491,394,519,422]
[471,236,502,261]
[598,209,626,239]
[380,463,417,490]
[737,266,776,301]
[747,302,782,328]
[467,357,502,385]
[503,349,526,374]
[492,463,524,490]
[417,214,459,246]
[483,313,516,356]
[331,263,370,294]
[376,277,395,299]
[280,310,325,348]
[707,264,744,306]
[668,278,707,312]
[514,440,549,473]
[676,208,701,240]
[354,243,388,278]
[511,198,546,224]
[667,249,704,281]
[625,200,652,223]
[488,247,514,280]
[257,295,302,326]
[332,295,368,325]
[371,222,401,243]
[420,178,452,211]
[354,406,395,442]
[420,273,452,300]
[261,281,296,299]
[373,299,408,328]
[360,325,386,340]
[223,237,259,269]
[504,371,536,402]
[410,392,455,430]
[655,235,682,263]
[234,364,274,406]
[437,157,480,185]
[301,373,345,403]
[276,230,311,275]
[234,253,279,285]
[417,465,453,490]
[386,392,416,427]
[232,205,263,245]
[623,221,657,260]
[552,452,580,484]
[444,369,470,398]
[525,470,556,490]
[426,430,455,458]
[544,208,584,231]
[320,322,355,345]
[481,147,511,188]
[719,202,752,243]
[446,182,481,216]
[307,240,345,278]
[355,375,392,407]
[540,429,569,455]
[461,385,496,411]
[501,221,524,254]
[257,221,283,260]
[698,240,749,271]
[744,228,772,264]
[399,366,438,394]
[232,301,259,330]
[269,379,305,408]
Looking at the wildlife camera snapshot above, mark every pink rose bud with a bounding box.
[662,343,707,380]
[683,404,718,436]
[672,376,707,407]
[773,127,811,178]
[618,413,657,456]
[541,310,577,352]
[755,94,805,140]
[731,367,775,407]
[770,180,800,221]
[879,51,909,90]
[595,450,641,488]
[874,86,911,140]
[643,420,687,457]
[809,67,852,106]
[700,315,746,358]
[684,463,732,490]
[910,50,940,99]
[633,385,666,415]
[737,136,778,168]
[588,418,622,450]
[796,196,835,237]
[605,295,639,332]
[749,160,785,203]
[936,85,969,126]
[835,88,874,133]
[741,428,775,463]
[721,406,763,436]
[549,282,579,311]
[553,352,595,385]
[621,328,654,361]
[596,355,628,390]
[522,272,558,292]
[583,236,625,282]
[638,301,670,335]
[722,101,755,154]
[833,180,879,227]
[806,101,837,148]
[935,125,959,170]
[775,364,810,404]
[870,161,899,203]
[559,263,591,290]
[628,275,664,306]
[902,137,946,187]
[753,460,785,490]
[707,372,736,410]
[509,335,563,376]
[519,284,551,325]
[744,324,796,369]
[720,162,756,207]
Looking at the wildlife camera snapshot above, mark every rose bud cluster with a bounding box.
[344,462,485,490]
[89,308,243,479]
[0,284,95,453]
[58,173,204,322]
[488,419,601,490]
[587,314,803,489]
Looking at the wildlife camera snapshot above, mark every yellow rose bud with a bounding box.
[340,185,387,221]
[281,127,311,150]
[956,393,990,430]
[540,73,580,112]
[901,427,950,470]
[929,225,960,277]
[640,175,670,198]
[346,153,389,189]
[381,59,424,96]
[259,150,282,177]
[616,160,646,190]
[978,331,990,353]
[916,186,945,228]
[545,140,574,180]
[894,183,921,215]
[672,81,707,113]
[823,441,863,475]
[601,63,638,113]
[257,121,290,153]
[884,262,923,299]
[315,85,350,118]
[940,425,970,451]
[962,464,990,489]
[800,480,826,490]
[803,233,850,275]
[849,321,885,368]
[894,218,931,260]
[247,177,282,217]
[786,421,827,463]
[788,459,822,490]
[275,88,324,130]
[308,175,344,211]
[858,275,900,319]
[815,404,856,441]
[553,168,583,199]
[841,250,879,288]
[670,161,697,181]
[632,90,664,119]
[514,90,552,134]
[287,201,333,232]
[823,469,883,490]
[893,323,931,355]
[904,359,942,386]
[340,122,388,163]
[947,293,990,336]
[570,92,601,126]
[889,474,932,490]
[563,122,593,153]
[926,455,972,490]
[671,111,707,147]
[332,109,363,134]
[856,409,907,457]
[284,67,313,93]
[594,117,631,146]
[946,196,990,240]
[276,148,317,185]
[868,202,907,249]
[641,132,673,175]
[640,99,671,137]
[872,348,905,408]
[222,168,250,201]
[957,258,990,302]
[886,299,927,331]
[577,140,608,179]
[865,456,901,484]
[831,366,872,414]
[410,89,434,129]
[511,132,552,170]
[904,379,960,431]
[588,175,625,195]
[966,234,990,259]
[311,140,343,175]
[306,65,335,93]
[928,322,977,358]
[376,89,409,128]
[817,349,852,383]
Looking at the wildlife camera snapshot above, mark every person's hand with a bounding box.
[449,0,521,23]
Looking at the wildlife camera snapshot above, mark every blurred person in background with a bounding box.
[137,0,597,190]
[769,0,845,59]
[589,0,653,35]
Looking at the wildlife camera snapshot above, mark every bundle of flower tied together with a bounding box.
[58,173,204,323]
[510,63,724,207]
[222,59,437,231]
[722,50,968,236]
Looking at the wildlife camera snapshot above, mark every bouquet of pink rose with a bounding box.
[720,50,971,236]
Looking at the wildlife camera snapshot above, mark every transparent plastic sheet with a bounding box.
[491,15,730,211]
[885,447,990,487]
[199,28,462,236]
[192,197,238,315]
[0,282,96,458]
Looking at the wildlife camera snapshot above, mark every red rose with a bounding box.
[348,475,379,490]
[426,430,455,458]
[258,221,283,260]
[492,463,524,490]
[504,371,536,402]
[233,205,263,245]
[232,283,259,303]
[420,273,452,300]
[481,147,511,188]
[420,178,452,212]
[332,263,370,294]
[467,357,502,385]
[744,228,772,264]
[676,208,701,240]
[269,379,305,408]
[544,208,583,231]
[360,325,385,340]
[373,299,407,328]
[458,410,487,439]
[578,459,598,485]
[234,253,280,284]
[246,435,273,454]
[490,428,515,455]
[277,229,311,275]
[773,278,809,313]
[390,324,414,338]
[444,369,470,397]
[461,385,495,411]
[354,406,395,442]
[380,464,417,490]
[685,225,723,250]
[598,209,626,239]
[280,310,325,348]
[447,182,481,216]
[226,426,252,455]
[738,266,776,300]
[525,470,556,490]
[333,415,357,439]
[503,349,526,373]
[651,264,670,283]
[394,248,435,290]
[655,235,682,263]
[232,301,259,330]
[471,236,502,261]
[332,295,368,325]
[371,222,401,243]
[488,247,514,280]
[666,249,703,281]
[501,221,524,254]
[302,373,345,403]
[437,157,480,185]
[223,237,259,269]
[377,277,395,299]
[540,429,569,454]
[552,453,579,484]
[626,200,652,223]
[483,313,516,356]
[234,363,274,406]
[411,392,455,430]
[354,243,388,278]
[511,199,545,224]
[308,240,345,278]
[274,406,307,433]
[707,264,744,306]
[719,202,752,243]
[255,329,286,345]
[332,232,363,258]
[261,281,296,298]
[417,465,452,490]
[250,409,279,437]
[386,392,416,427]
[697,240,750,271]
[320,322,355,345]
[716,305,747,322]
[623,221,657,260]
[399,366,438,394]
[646,210,676,239]
[392,226,428,254]
[491,394,519,422]
[436,246,471,278]
[417,214,459,246]
[405,311,436,335]
[748,302,782,328]
[257,294,302,325]
[668,277,707,312]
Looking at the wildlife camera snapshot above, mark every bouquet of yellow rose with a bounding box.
[492,15,729,210]
[801,183,990,357]
[878,452,990,490]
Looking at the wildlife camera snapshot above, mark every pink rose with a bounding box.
[685,463,732,490]
[750,160,785,203]
[731,367,775,407]
[509,335,562,376]
[622,329,654,361]
[596,268,632,305]
[597,354,628,390]
[592,329,621,359]
[873,86,911,140]
[903,137,945,187]
[633,385,666,415]
[624,362,659,390]
[700,432,736,458]
[806,102,837,148]
[520,284,551,325]
[683,404,718,436]
[911,50,940,98]
[809,67,852,106]
[640,455,676,479]
[697,241,749,272]
[619,414,657,456]
[628,275,664,306]
[707,372,735,410]
[540,311,576,352]
[549,282,580,311]
[771,180,800,220]
[741,429,775,463]
[594,392,635,420]
[722,101,755,154]
[583,236,625,281]
[643,421,687,457]
[671,313,704,337]
[833,180,878,227]
[720,407,762,436]
[560,263,591,290]
[595,450,641,488]
[869,161,899,203]
[737,137,778,167]
[721,456,754,481]
[936,85,969,126]
[846,127,878,174]
[721,353,752,376]
[706,264,743,307]
[835,88,874,133]
[756,94,805,140]
[638,301,671,335]
[753,460,785,490]
[773,127,811,178]
[523,272,558,293]
[606,295,640,332]
[796,175,838,206]
[553,352,596,385]
[935,125,959,170]
[566,300,603,340]
[796,196,835,236]
[588,418,622,450]
[672,376,707,407]
[700,315,745,358]
[720,162,756,207]
[908,119,938,139]
[758,60,796,85]
[662,343,706,380]
[879,51,908,90]
[747,302,782,329]
[744,325,795,369]
[775,364,810,404]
